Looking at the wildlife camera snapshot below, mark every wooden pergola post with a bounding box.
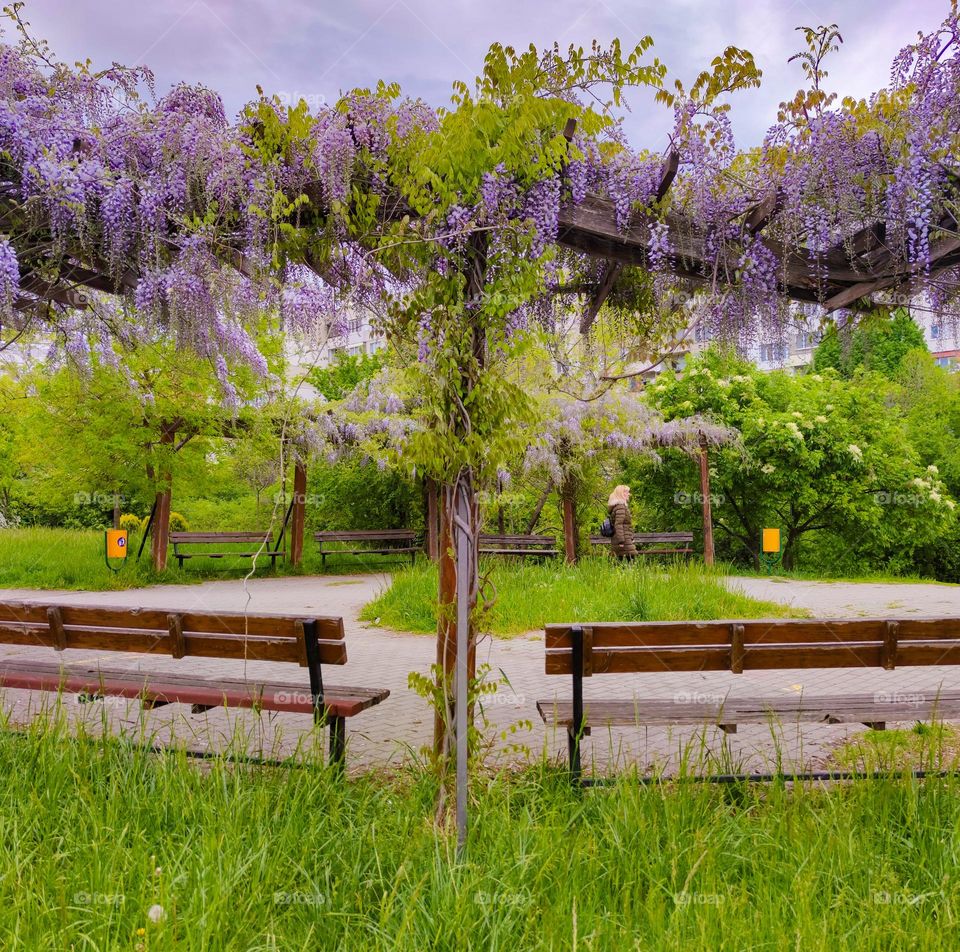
[561,488,577,564]
[425,477,440,561]
[149,422,176,572]
[698,434,715,566]
[290,458,307,566]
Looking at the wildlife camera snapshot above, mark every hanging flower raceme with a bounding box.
[524,390,736,485]
[305,369,422,470]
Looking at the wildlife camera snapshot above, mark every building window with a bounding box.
[795,331,818,350]
[760,342,786,362]
[932,324,942,340]
[936,355,955,370]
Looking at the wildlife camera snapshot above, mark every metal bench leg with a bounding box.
[569,624,585,785]
[329,716,346,772]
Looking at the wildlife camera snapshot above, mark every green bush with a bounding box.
[168,511,190,532]
[118,513,143,533]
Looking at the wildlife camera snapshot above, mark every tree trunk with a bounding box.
[525,480,552,535]
[698,437,715,566]
[290,458,307,566]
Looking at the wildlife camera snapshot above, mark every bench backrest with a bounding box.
[314,530,416,542]
[0,602,346,667]
[634,532,694,543]
[479,534,555,547]
[590,532,694,545]
[545,618,960,676]
[170,532,273,545]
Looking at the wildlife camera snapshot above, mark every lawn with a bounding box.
[0,527,405,591]
[360,557,801,636]
[3,713,960,949]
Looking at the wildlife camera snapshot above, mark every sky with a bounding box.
[12,0,954,148]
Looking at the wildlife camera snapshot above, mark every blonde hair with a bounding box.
[608,484,631,506]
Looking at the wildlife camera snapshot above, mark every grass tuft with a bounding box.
[360,557,802,636]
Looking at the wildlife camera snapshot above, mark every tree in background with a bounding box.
[5,336,287,563]
[813,309,927,379]
[640,351,955,571]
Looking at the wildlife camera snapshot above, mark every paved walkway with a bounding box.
[1,574,959,775]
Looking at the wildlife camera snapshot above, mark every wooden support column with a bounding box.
[150,423,175,572]
[150,484,171,572]
[434,486,457,758]
[290,458,307,567]
[562,490,577,564]
[425,477,440,561]
[698,435,715,566]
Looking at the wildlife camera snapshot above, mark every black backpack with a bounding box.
[600,516,614,538]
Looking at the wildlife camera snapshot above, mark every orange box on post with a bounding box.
[105,529,128,559]
[761,528,780,554]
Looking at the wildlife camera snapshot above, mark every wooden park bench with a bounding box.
[538,618,960,781]
[478,533,559,559]
[170,532,283,570]
[590,531,695,558]
[0,601,389,768]
[314,529,421,569]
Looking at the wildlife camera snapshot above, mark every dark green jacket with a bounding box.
[609,502,637,557]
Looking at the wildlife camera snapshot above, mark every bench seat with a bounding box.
[536,692,960,734]
[0,601,389,769]
[314,530,420,568]
[170,532,282,570]
[478,534,558,558]
[542,618,960,781]
[590,532,694,557]
[0,660,388,718]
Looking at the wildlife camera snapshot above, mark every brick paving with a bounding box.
[2,574,960,775]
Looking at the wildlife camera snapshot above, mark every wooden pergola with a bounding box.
[4,142,959,568]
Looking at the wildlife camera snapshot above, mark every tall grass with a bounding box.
[0,527,409,591]
[2,710,960,949]
[359,557,801,636]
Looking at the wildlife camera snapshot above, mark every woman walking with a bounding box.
[608,484,637,561]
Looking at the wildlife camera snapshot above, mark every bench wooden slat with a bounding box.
[0,604,347,667]
[319,546,421,554]
[0,661,388,718]
[170,532,273,543]
[0,603,342,640]
[536,693,960,727]
[546,642,906,675]
[315,530,416,541]
[479,534,556,545]
[545,618,960,650]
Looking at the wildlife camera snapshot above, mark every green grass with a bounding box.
[0,527,410,591]
[727,561,955,586]
[3,712,960,949]
[360,558,802,636]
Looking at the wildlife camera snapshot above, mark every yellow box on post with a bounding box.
[761,528,781,554]
[105,529,128,560]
